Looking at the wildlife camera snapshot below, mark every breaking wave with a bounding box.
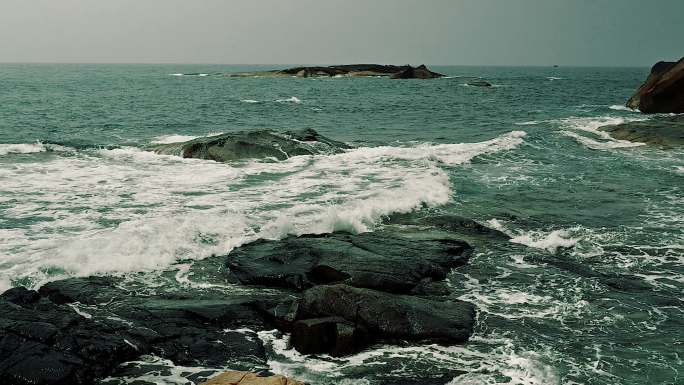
[0,131,526,289]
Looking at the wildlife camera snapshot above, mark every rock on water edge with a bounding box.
[147,128,351,162]
[626,57,684,113]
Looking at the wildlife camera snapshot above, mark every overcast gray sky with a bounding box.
[0,0,681,66]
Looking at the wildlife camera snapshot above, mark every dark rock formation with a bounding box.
[229,64,444,79]
[390,64,444,79]
[289,284,475,355]
[1,277,282,385]
[0,286,140,385]
[627,58,684,113]
[227,231,472,293]
[147,128,351,162]
[600,115,684,147]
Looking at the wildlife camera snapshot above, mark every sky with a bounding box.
[0,0,681,66]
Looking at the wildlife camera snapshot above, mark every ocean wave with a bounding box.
[0,142,74,156]
[240,99,260,103]
[0,131,525,289]
[276,96,302,103]
[547,76,563,81]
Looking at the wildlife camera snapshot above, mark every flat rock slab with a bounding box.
[227,231,472,293]
[292,284,476,354]
[600,115,684,147]
[147,128,351,162]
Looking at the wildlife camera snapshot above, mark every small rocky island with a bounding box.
[228,64,445,79]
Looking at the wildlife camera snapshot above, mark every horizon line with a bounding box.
[0,61,651,68]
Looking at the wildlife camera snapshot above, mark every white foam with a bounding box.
[558,116,648,150]
[276,96,302,103]
[0,132,525,288]
[609,104,638,112]
[487,219,579,253]
[512,229,579,252]
[258,329,559,385]
[0,142,72,156]
[515,120,540,126]
[150,132,224,144]
[240,99,260,103]
[547,76,563,81]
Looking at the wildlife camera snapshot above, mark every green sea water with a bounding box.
[0,64,682,384]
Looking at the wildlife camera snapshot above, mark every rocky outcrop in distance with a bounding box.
[228,64,444,79]
[147,128,351,162]
[627,58,684,113]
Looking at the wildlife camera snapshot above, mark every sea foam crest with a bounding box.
[558,116,648,150]
[0,142,73,156]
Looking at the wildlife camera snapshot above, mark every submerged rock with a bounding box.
[147,128,351,162]
[290,284,475,355]
[626,58,684,113]
[229,64,444,79]
[599,115,684,147]
[201,371,305,385]
[227,231,472,293]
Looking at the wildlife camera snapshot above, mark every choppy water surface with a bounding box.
[0,64,681,384]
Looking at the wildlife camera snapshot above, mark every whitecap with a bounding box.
[557,115,648,150]
[609,104,638,112]
[150,132,223,144]
[0,142,73,156]
[547,76,563,81]
[240,99,260,103]
[276,96,302,103]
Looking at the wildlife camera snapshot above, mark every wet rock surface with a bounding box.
[227,231,472,293]
[291,284,475,356]
[1,228,478,384]
[627,57,684,113]
[599,115,684,147]
[1,277,282,384]
[147,128,351,162]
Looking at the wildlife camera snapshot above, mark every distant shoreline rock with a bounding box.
[228,64,445,79]
[627,58,684,113]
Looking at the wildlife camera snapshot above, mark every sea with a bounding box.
[0,64,681,385]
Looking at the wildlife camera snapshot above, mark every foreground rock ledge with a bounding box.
[627,57,684,113]
[201,371,305,385]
